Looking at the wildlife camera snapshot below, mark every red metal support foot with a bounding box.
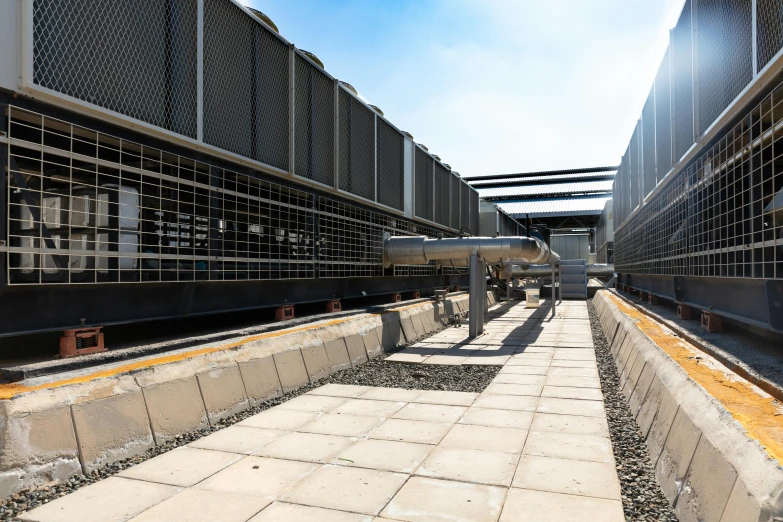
[701,310,722,333]
[453,286,461,292]
[59,327,106,359]
[326,300,341,313]
[677,304,692,320]
[391,293,401,303]
[275,305,295,321]
[411,291,421,299]
[649,294,660,305]
[640,291,649,301]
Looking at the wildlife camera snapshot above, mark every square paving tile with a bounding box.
[308,384,370,398]
[277,394,347,413]
[128,488,270,522]
[282,464,407,516]
[238,409,320,431]
[522,431,614,463]
[483,383,542,397]
[249,502,372,522]
[118,447,241,487]
[331,399,407,417]
[385,351,430,364]
[549,360,596,368]
[424,353,472,365]
[257,432,355,463]
[368,418,453,444]
[547,367,599,378]
[505,358,551,367]
[415,447,518,486]
[18,477,179,522]
[381,476,506,522]
[463,355,511,366]
[491,374,546,385]
[499,488,624,522]
[333,439,433,473]
[536,397,605,417]
[541,385,603,401]
[359,387,422,402]
[500,365,548,376]
[298,413,384,437]
[458,408,534,430]
[412,390,477,407]
[529,413,610,437]
[544,375,601,388]
[194,456,318,500]
[473,394,538,412]
[512,454,621,500]
[439,424,527,453]
[189,426,284,455]
[393,403,467,424]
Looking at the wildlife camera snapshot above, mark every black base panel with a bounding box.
[618,273,783,334]
[0,275,467,336]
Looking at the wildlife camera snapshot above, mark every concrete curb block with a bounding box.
[593,291,783,522]
[0,293,472,497]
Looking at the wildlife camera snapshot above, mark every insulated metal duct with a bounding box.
[508,264,615,278]
[383,236,552,268]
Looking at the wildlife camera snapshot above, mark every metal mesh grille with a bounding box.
[630,126,641,210]
[642,88,657,197]
[758,0,783,70]
[461,182,470,232]
[672,0,695,162]
[434,163,451,226]
[414,148,433,221]
[375,119,404,210]
[338,90,375,200]
[295,54,335,186]
[615,76,783,279]
[470,189,480,236]
[696,0,753,136]
[450,174,461,229]
[203,1,289,170]
[655,48,673,179]
[32,0,198,139]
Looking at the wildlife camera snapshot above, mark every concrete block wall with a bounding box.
[593,291,783,522]
[0,293,472,498]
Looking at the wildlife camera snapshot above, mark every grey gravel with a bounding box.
[588,299,678,522]
[0,359,497,520]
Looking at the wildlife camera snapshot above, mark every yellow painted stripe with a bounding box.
[607,293,783,465]
[0,300,440,400]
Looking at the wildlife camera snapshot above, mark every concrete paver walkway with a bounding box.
[20,300,624,522]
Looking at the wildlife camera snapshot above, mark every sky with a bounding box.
[246,0,685,178]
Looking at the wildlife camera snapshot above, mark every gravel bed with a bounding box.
[588,299,678,522]
[1,359,498,520]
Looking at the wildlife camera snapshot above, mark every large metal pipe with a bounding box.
[383,236,552,268]
[508,264,615,278]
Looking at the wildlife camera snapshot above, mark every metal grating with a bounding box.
[672,0,695,162]
[450,174,461,229]
[642,88,657,197]
[696,0,753,136]
[655,48,673,179]
[338,90,375,200]
[470,189,480,236]
[295,54,335,186]
[375,118,404,211]
[629,127,641,210]
[414,148,433,221]
[461,181,471,233]
[434,163,451,226]
[33,0,198,139]
[615,76,783,279]
[757,0,783,71]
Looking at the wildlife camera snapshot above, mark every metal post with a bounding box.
[551,261,557,318]
[469,252,484,337]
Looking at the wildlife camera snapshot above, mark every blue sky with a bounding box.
[246,0,685,177]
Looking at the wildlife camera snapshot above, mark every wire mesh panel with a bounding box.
[655,48,673,179]
[32,0,198,139]
[317,198,383,278]
[338,90,375,200]
[630,127,641,210]
[642,88,657,197]
[434,163,451,226]
[295,54,335,186]
[758,0,783,71]
[450,174,461,229]
[672,0,695,162]
[461,181,470,232]
[470,189,480,236]
[375,118,404,210]
[696,0,753,136]
[414,148,433,221]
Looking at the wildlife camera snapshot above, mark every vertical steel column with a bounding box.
[288,45,296,176]
[469,252,484,337]
[551,261,557,317]
[0,113,6,285]
[196,0,204,142]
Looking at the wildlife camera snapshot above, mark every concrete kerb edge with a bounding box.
[597,293,783,522]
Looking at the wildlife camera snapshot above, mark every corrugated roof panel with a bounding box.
[496,195,612,217]
[469,171,615,186]
[477,180,614,199]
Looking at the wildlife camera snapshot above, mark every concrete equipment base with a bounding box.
[594,290,783,522]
